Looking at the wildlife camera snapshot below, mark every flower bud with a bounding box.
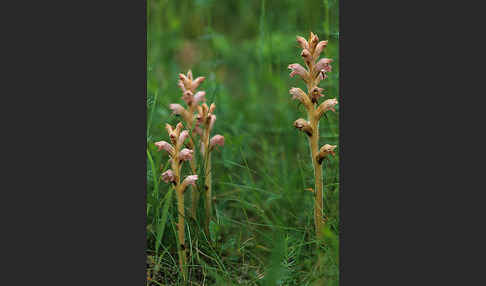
[309,32,319,51]
[208,114,216,131]
[293,118,313,136]
[177,130,189,148]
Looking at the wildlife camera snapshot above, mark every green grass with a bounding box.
[146,0,339,284]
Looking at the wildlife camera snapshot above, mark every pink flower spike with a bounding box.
[155,140,174,155]
[161,169,175,183]
[179,148,194,161]
[183,175,198,187]
[169,104,186,115]
[210,134,224,149]
[193,91,206,104]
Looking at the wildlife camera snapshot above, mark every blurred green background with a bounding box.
[147,0,339,284]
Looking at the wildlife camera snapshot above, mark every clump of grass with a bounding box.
[287,32,338,240]
[155,122,198,280]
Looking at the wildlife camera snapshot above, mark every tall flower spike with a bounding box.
[287,32,337,243]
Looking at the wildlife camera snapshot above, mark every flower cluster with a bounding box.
[155,122,198,189]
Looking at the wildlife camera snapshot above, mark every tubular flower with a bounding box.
[288,63,309,82]
[317,144,337,164]
[161,169,175,183]
[315,58,333,75]
[296,36,309,50]
[314,40,328,59]
[210,134,224,150]
[317,98,338,118]
[155,140,174,156]
[293,118,313,136]
[179,148,194,161]
[289,87,312,110]
[193,91,206,105]
[181,175,198,191]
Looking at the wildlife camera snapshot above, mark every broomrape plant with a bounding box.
[170,70,224,238]
[155,122,197,279]
[288,32,338,240]
[170,70,206,219]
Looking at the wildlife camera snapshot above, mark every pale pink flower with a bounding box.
[178,130,189,147]
[210,134,224,149]
[293,118,313,136]
[179,148,193,161]
[193,91,206,104]
[289,87,312,109]
[169,104,186,115]
[315,58,333,73]
[317,98,338,118]
[155,140,174,155]
[161,169,175,183]
[181,90,193,105]
[182,175,198,187]
[314,40,328,57]
[300,49,312,63]
[296,36,309,50]
[191,76,205,90]
[288,63,309,81]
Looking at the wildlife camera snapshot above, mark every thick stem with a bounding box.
[309,115,324,239]
[202,128,212,238]
[204,152,212,237]
[173,151,186,279]
[189,157,199,219]
[306,59,324,240]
